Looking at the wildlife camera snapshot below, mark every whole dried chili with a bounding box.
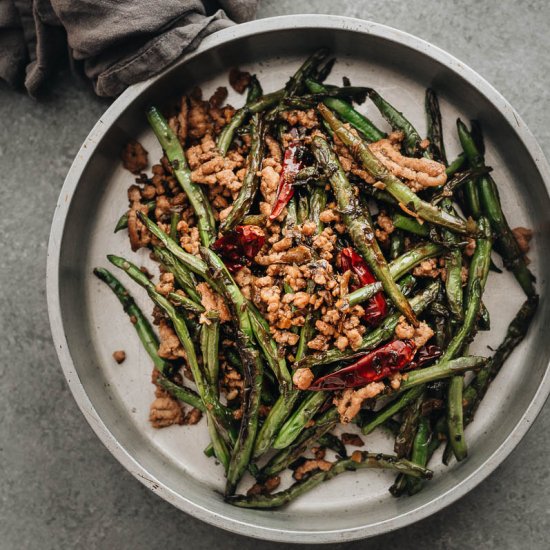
[408,344,442,370]
[211,225,265,273]
[269,141,307,220]
[340,247,387,325]
[308,339,416,391]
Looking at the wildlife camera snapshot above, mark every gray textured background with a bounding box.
[1,1,549,548]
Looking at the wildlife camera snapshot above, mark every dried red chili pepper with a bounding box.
[340,247,387,326]
[211,225,265,273]
[269,141,305,220]
[408,344,442,370]
[308,339,416,391]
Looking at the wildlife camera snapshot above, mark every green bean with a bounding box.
[295,192,308,225]
[167,291,205,314]
[366,88,424,156]
[311,135,418,325]
[389,242,444,281]
[217,89,283,156]
[344,241,435,307]
[318,104,474,235]
[318,432,347,458]
[390,230,405,260]
[441,201,464,321]
[93,267,204,411]
[137,212,218,288]
[220,114,266,231]
[391,213,430,237]
[147,106,216,246]
[115,200,155,232]
[241,213,267,226]
[431,167,491,206]
[463,294,539,424]
[314,57,336,83]
[107,255,235,444]
[170,210,179,241]
[156,377,205,412]
[457,120,483,218]
[259,408,339,480]
[425,89,447,164]
[253,391,300,459]
[282,87,373,110]
[273,391,328,450]
[457,119,536,297]
[247,75,263,103]
[285,49,328,97]
[406,416,431,495]
[152,245,201,303]
[201,311,220,387]
[441,217,492,361]
[362,385,425,435]
[226,343,263,494]
[206,411,231,471]
[227,452,433,509]
[306,79,385,142]
[447,375,467,461]
[446,154,466,177]
[398,355,488,391]
[394,393,424,458]
[297,280,441,370]
[446,213,492,468]
[198,247,264,494]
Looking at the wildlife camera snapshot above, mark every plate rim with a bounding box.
[46,14,550,543]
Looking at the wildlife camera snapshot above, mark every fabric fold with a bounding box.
[0,0,258,97]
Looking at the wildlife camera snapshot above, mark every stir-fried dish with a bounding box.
[94,50,538,508]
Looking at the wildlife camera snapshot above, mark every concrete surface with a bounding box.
[1,1,549,548]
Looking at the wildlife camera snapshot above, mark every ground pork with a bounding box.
[247,476,281,496]
[280,109,319,129]
[332,129,376,184]
[260,158,282,205]
[168,96,188,145]
[319,208,341,224]
[375,210,395,245]
[184,408,203,425]
[255,245,312,266]
[464,238,476,257]
[293,458,332,480]
[512,226,533,255]
[341,433,364,447]
[112,350,126,364]
[233,266,255,300]
[334,382,386,423]
[177,219,200,255]
[121,140,148,174]
[265,135,283,162]
[157,320,186,360]
[413,258,442,278]
[149,396,184,428]
[369,133,447,190]
[220,363,244,402]
[127,202,151,251]
[187,134,245,193]
[155,272,175,296]
[187,89,213,140]
[197,283,231,323]
[394,317,434,348]
[293,367,314,390]
[229,68,251,93]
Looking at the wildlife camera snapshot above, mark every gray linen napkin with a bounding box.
[0,0,258,97]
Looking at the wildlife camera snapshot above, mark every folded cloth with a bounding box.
[0,0,258,97]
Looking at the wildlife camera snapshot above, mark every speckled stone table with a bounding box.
[1,1,548,548]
